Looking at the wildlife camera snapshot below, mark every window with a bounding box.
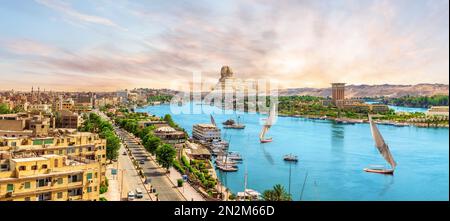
[41,164,48,169]
[24,182,31,189]
[31,165,37,170]
[87,187,92,193]
[57,192,63,199]
[25,197,31,201]
[68,147,75,154]
[1,164,8,171]
[94,172,98,178]
[19,166,26,171]
[6,184,14,192]
[54,159,59,167]
[86,173,92,180]
[57,178,63,184]
[68,174,82,183]
[58,150,63,155]
[68,188,82,196]
[94,186,97,192]
[36,178,51,187]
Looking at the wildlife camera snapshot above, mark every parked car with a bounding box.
[135,188,143,199]
[139,160,145,164]
[122,151,127,155]
[127,191,135,201]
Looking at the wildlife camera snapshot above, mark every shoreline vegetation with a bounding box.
[141,94,448,128]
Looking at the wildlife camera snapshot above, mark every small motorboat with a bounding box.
[216,164,238,172]
[283,154,298,162]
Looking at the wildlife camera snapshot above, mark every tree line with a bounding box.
[383,95,448,108]
[80,113,121,161]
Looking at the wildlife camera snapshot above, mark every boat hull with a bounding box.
[260,138,273,143]
[364,168,394,174]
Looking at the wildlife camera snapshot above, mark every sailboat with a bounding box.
[364,115,397,175]
[210,114,217,127]
[259,105,276,143]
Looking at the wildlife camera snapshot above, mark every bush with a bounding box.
[177,179,184,187]
[100,185,108,194]
[173,160,186,174]
[99,197,108,201]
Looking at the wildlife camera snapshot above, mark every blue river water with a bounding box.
[137,103,449,201]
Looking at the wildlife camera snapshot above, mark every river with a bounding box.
[137,102,449,201]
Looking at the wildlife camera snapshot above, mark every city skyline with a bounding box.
[0,0,449,91]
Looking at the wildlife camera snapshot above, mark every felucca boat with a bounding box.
[364,115,397,174]
[259,105,276,143]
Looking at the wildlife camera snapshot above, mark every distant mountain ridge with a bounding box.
[278,83,449,98]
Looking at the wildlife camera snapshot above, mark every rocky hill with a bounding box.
[278,83,449,98]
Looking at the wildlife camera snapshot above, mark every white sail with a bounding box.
[259,125,269,140]
[259,104,276,141]
[210,114,216,126]
[369,116,397,169]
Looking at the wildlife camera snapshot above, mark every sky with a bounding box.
[0,0,448,92]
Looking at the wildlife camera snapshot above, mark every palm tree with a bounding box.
[262,184,292,201]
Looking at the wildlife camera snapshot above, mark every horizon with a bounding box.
[0,0,449,91]
[0,82,448,93]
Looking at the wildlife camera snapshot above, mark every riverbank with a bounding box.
[277,113,449,128]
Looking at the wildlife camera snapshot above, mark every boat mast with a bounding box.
[299,171,308,201]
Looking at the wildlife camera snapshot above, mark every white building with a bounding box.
[116,90,128,103]
[192,124,221,142]
[426,106,449,116]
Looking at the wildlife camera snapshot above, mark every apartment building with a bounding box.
[0,154,102,201]
[0,132,107,165]
[57,110,82,129]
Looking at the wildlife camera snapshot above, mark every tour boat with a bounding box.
[364,115,397,175]
[223,116,246,129]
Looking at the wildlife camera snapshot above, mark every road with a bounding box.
[116,128,185,201]
[95,110,151,201]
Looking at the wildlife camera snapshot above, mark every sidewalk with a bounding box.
[147,153,205,201]
[102,162,120,201]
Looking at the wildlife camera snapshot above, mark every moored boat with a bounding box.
[283,154,298,162]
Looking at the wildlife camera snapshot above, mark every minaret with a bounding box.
[37,87,41,104]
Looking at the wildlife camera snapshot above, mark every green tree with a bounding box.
[0,104,10,114]
[144,135,161,155]
[262,184,292,201]
[155,144,176,171]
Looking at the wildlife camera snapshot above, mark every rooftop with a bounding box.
[194,124,218,129]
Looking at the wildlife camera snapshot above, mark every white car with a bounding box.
[135,188,143,199]
[127,191,135,201]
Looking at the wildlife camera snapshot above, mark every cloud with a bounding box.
[35,0,123,29]
[1,0,448,91]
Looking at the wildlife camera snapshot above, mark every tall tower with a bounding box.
[331,83,345,105]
